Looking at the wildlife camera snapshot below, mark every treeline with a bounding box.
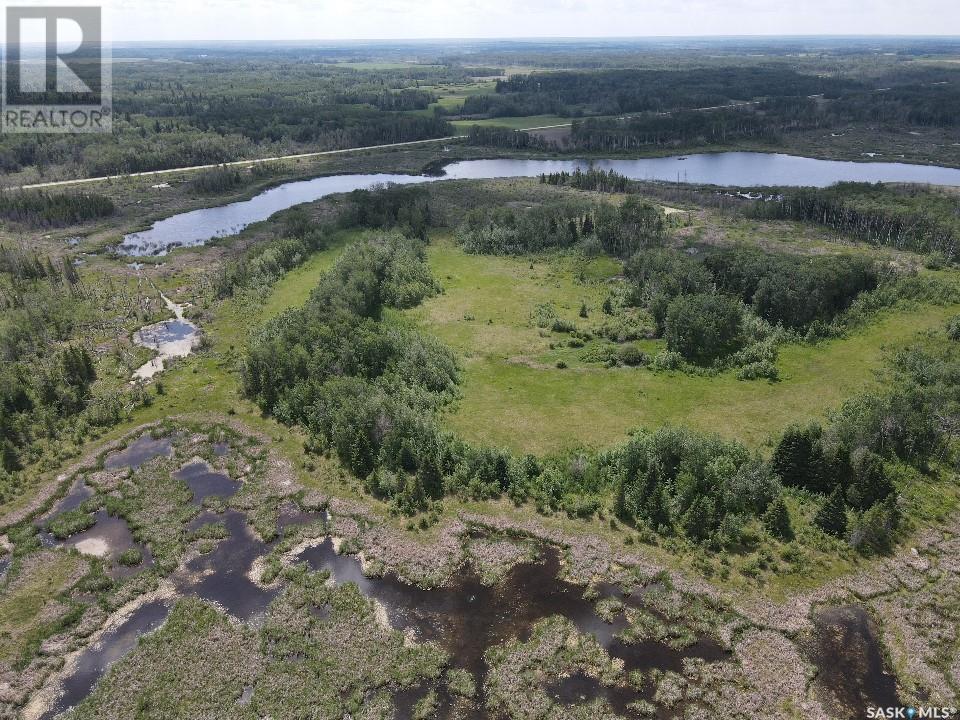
[334,89,436,111]
[243,233,459,511]
[466,126,551,151]
[213,208,331,300]
[0,56,464,181]
[748,183,960,260]
[613,327,960,554]
[830,84,960,129]
[0,244,80,286]
[462,102,826,153]
[461,66,855,118]
[0,248,141,498]
[0,344,98,477]
[191,163,278,194]
[455,63,960,138]
[79,115,453,177]
[0,191,115,228]
[456,196,664,256]
[567,105,797,152]
[337,185,434,239]
[540,167,631,193]
[214,185,438,303]
[766,332,960,552]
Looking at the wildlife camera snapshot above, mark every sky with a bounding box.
[22,0,960,42]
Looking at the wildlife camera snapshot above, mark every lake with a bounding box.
[120,152,960,256]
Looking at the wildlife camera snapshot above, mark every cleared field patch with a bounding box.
[0,551,87,666]
[410,81,497,117]
[451,114,572,133]
[407,237,960,455]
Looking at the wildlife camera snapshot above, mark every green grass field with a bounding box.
[0,552,86,665]
[406,81,498,117]
[70,226,958,467]
[451,114,572,132]
[403,236,960,454]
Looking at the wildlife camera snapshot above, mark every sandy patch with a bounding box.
[72,538,110,557]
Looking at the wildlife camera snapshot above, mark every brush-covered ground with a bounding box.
[2,170,960,719]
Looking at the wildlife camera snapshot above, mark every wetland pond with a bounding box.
[119,153,960,256]
[131,293,200,381]
[37,435,902,720]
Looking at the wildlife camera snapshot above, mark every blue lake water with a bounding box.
[120,153,960,256]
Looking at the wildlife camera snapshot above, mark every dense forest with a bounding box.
[456,67,856,118]
[456,61,960,154]
[0,60,463,182]
[4,41,960,184]
[0,191,115,228]
[748,182,960,260]
[0,246,147,500]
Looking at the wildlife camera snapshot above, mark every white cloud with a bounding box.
[99,0,960,41]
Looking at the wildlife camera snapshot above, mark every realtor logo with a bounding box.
[2,5,111,133]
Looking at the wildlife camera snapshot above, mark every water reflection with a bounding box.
[39,601,172,720]
[103,435,173,470]
[119,154,960,256]
[808,605,900,719]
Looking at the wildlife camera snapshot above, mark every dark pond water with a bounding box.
[808,605,901,719]
[298,539,726,719]
[547,672,642,716]
[48,478,94,515]
[103,435,173,470]
[38,507,154,580]
[38,507,265,719]
[40,600,172,720]
[174,510,278,619]
[38,435,894,720]
[174,461,239,505]
[118,153,960,256]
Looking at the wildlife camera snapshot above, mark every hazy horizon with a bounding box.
[38,0,960,43]
[101,34,960,44]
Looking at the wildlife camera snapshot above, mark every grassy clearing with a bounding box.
[414,81,498,116]
[451,114,572,132]
[0,551,86,665]
[405,235,960,454]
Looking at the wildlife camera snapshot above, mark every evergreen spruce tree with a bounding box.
[762,497,793,540]
[771,423,829,492]
[814,486,848,537]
